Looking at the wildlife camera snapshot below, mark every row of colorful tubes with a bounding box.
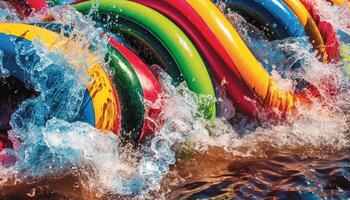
[1,0,349,147]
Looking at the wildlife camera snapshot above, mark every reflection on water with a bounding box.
[2,148,350,199]
[166,149,350,199]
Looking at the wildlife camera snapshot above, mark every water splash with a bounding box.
[0,65,211,198]
[312,0,350,35]
[0,2,350,199]
[184,40,348,160]
[0,5,209,197]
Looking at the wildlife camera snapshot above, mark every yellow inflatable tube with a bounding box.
[0,23,119,132]
[330,0,350,8]
[186,0,310,112]
[283,0,328,62]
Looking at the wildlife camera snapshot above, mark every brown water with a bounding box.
[165,149,350,199]
[2,148,350,199]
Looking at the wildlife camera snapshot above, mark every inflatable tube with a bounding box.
[74,0,217,119]
[300,0,340,62]
[282,0,328,61]
[106,48,145,143]
[109,39,163,141]
[0,23,120,133]
[26,0,48,10]
[185,0,310,114]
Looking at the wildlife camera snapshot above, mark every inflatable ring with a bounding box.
[282,0,328,61]
[300,0,340,62]
[0,23,121,133]
[109,39,163,141]
[74,0,217,119]
[186,0,310,114]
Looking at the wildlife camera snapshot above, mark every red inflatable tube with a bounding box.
[26,0,48,10]
[300,0,340,62]
[4,0,32,18]
[106,58,122,135]
[5,0,47,18]
[73,0,87,4]
[132,0,265,117]
[109,38,163,141]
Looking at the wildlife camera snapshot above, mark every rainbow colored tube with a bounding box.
[0,23,121,134]
[74,0,217,119]
[9,0,327,118]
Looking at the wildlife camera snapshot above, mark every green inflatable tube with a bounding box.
[107,47,145,144]
[74,0,216,119]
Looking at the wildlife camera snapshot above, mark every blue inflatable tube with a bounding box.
[0,33,95,126]
[214,0,307,40]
